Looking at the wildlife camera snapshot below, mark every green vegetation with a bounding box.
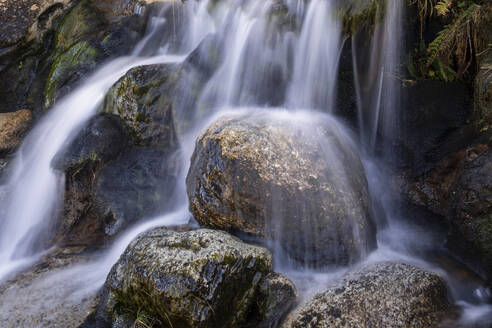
[408,0,491,82]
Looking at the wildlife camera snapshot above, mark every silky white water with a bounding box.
[0,1,212,282]
[0,0,490,326]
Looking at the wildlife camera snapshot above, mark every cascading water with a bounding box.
[1,0,491,326]
[0,1,212,282]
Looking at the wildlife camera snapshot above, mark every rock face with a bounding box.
[0,0,146,113]
[43,0,145,108]
[285,262,453,328]
[93,147,180,236]
[404,143,492,278]
[187,112,375,267]
[0,0,76,51]
[95,228,297,328]
[447,150,492,277]
[52,114,130,246]
[0,109,33,154]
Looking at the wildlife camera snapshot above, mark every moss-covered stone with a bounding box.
[44,40,98,108]
[42,0,145,109]
[186,112,375,267]
[94,228,296,328]
[285,262,455,328]
[101,63,180,150]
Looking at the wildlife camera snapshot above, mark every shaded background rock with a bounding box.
[285,262,454,328]
[94,228,297,328]
[187,112,375,267]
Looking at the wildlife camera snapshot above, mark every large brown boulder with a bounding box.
[94,228,297,328]
[285,262,454,328]
[186,112,375,267]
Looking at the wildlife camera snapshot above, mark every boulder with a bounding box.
[101,63,180,150]
[95,228,297,328]
[186,112,375,267]
[0,109,33,154]
[285,262,454,328]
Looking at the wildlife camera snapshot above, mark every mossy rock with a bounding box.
[101,63,180,150]
[285,262,455,328]
[186,111,376,267]
[95,228,297,328]
[43,0,145,109]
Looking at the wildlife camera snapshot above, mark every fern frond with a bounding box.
[435,0,454,16]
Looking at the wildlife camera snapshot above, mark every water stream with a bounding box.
[0,0,491,326]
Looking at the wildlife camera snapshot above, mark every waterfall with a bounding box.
[0,1,213,282]
[0,0,491,325]
[353,0,404,154]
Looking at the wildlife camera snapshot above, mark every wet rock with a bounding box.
[285,262,454,328]
[447,150,492,277]
[95,228,297,328]
[94,147,180,236]
[0,109,33,154]
[403,143,492,278]
[186,112,375,267]
[0,246,98,328]
[52,114,130,246]
[101,63,180,150]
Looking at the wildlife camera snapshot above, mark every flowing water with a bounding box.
[0,0,491,326]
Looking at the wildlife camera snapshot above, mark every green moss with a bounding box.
[44,41,98,108]
[340,0,386,36]
[54,0,103,54]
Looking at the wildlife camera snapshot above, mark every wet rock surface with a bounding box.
[0,0,146,113]
[404,140,492,278]
[94,228,297,328]
[447,150,492,278]
[53,114,130,246]
[285,262,454,328]
[0,247,99,328]
[94,147,180,236]
[187,112,375,267]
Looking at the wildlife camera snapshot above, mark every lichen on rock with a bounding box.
[95,228,297,328]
